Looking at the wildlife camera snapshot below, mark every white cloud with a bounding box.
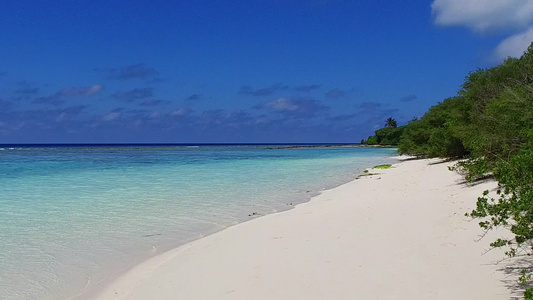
[55,113,66,122]
[265,98,298,111]
[60,84,102,97]
[102,112,120,121]
[432,0,533,32]
[259,97,329,118]
[133,120,143,128]
[170,108,190,116]
[33,84,103,105]
[494,27,533,59]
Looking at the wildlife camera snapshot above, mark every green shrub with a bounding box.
[398,42,533,297]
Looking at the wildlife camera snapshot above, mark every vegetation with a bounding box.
[361,118,405,146]
[385,117,397,128]
[373,164,392,169]
[396,43,533,298]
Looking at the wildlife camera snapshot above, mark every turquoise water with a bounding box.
[0,145,397,299]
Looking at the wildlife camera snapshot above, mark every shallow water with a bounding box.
[0,145,397,299]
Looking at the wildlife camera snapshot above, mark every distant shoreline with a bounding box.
[266,144,397,149]
[0,143,398,151]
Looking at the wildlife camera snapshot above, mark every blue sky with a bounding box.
[1,0,531,143]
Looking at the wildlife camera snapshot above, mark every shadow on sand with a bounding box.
[496,256,533,299]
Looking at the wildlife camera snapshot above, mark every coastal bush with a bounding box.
[398,96,467,158]
[361,118,404,146]
[396,42,533,298]
[364,135,378,145]
[374,126,405,146]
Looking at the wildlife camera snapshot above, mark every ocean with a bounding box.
[0,144,397,299]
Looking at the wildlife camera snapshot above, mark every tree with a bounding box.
[385,117,397,128]
[374,126,405,145]
[398,96,467,157]
[366,135,378,145]
[361,119,404,146]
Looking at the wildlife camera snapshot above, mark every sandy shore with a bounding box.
[94,158,516,299]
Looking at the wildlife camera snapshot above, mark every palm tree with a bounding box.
[385,117,397,128]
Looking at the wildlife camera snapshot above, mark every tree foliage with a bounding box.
[374,126,404,145]
[397,43,533,297]
[385,117,397,128]
[398,97,467,157]
[361,118,404,146]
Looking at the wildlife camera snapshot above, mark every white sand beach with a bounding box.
[93,158,515,299]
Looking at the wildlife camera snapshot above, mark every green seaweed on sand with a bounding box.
[372,164,392,169]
